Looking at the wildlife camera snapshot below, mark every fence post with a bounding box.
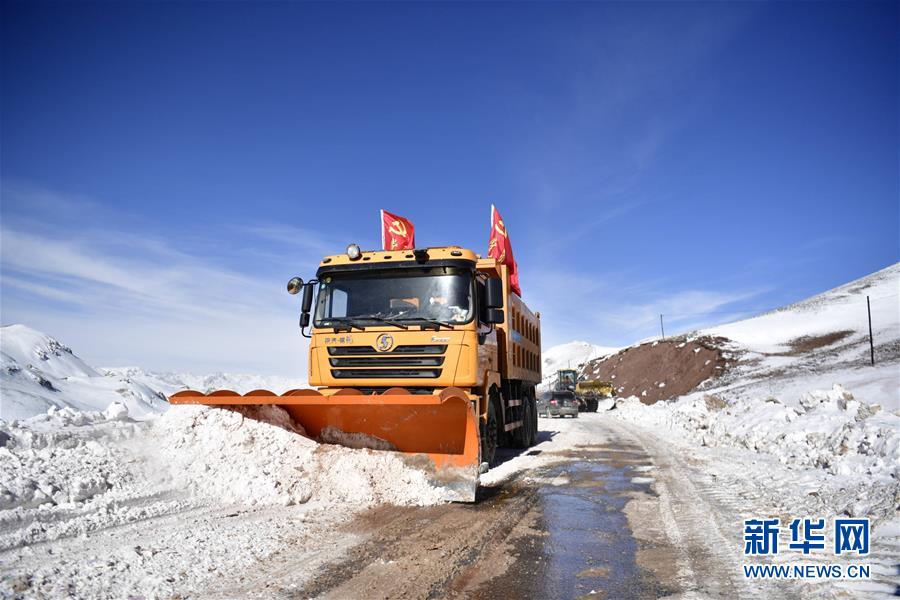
[867,296,875,366]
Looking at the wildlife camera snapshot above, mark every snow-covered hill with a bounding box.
[698,262,900,409]
[706,262,900,356]
[539,340,617,391]
[0,325,167,421]
[0,325,309,421]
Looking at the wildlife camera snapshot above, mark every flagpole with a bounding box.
[380,209,385,251]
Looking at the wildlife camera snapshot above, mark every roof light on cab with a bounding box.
[346,243,362,260]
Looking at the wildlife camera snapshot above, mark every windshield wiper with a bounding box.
[352,314,410,330]
[326,318,367,332]
[400,316,454,330]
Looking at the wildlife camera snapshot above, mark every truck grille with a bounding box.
[331,369,442,379]
[328,345,447,356]
[329,356,444,367]
[327,345,447,379]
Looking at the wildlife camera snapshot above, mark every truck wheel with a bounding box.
[524,396,535,446]
[480,400,499,466]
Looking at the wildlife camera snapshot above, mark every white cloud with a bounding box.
[0,188,338,375]
[525,264,766,349]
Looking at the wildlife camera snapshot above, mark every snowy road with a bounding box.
[3,408,894,599]
[200,413,807,599]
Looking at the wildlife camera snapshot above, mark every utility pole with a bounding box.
[660,314,665,340]
[867,296,875,366]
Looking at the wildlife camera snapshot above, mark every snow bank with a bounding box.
[0,406,142,512]
[1,402,443,531]
[611,382,899,483]
[154,405,444,507]
[615,384,900,479]
[0,401,447,598]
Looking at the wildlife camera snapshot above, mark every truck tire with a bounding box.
[511,396,531,449]
[524,395,535,447]
[480,399,499,466]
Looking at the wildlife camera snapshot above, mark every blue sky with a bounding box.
[1,1,897,376]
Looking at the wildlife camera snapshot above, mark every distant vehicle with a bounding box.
[539,390,579,418]
[552,369,599,412]
[576,380,615,411]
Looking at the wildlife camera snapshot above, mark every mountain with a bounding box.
[0,325,309,421]
[0,325,167,421]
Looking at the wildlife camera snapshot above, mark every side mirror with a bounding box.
[287,277,303,295]
[485,307,504,324]
[299,313,311,328]
[485,278,503,309]
[301,283,315,313]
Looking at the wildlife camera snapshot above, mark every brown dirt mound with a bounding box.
[787,330,854,354]
[580,336,729,404]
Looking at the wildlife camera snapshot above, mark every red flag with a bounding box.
[381,209,415,250]
[487,204,521,296]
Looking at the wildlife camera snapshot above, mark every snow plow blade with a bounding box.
[169,387,480,502]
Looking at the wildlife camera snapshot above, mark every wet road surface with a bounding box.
[467,445,676,600]
[287,418,687,599]
[211,413,792,599]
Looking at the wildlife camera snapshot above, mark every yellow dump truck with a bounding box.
[170,244,541,501]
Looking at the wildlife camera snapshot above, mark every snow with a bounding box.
[706,262,900,356]
[604,263,900,507]
[1,262,898,596]
[0,325,309,421]
[0,401,445,597]
[598,263,900,596]
[611,383,898,486]
[1,325,167,421]
[0,324,448,597]
[155,405,443,507]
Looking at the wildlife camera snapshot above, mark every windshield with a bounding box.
[314,267,474,327]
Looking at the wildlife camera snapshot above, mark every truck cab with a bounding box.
[303,244,542,465]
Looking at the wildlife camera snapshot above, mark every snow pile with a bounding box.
[155,405,444,507]
[611,382,899,485]
[0,405,142,512]
[1,325,167,420]
[0,403,445,523]
[0,400,448,597]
